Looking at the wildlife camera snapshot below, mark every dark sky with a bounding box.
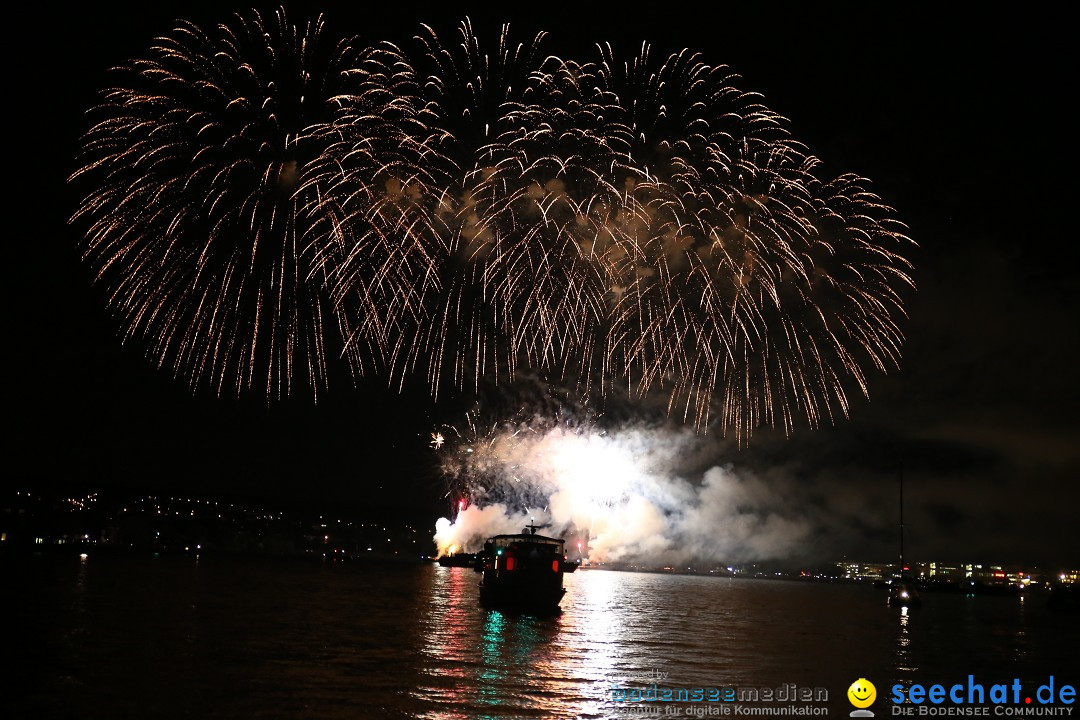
[12,3,1077,564]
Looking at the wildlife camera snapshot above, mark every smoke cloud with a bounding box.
[433,422,822,565]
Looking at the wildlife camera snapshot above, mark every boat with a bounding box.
[437,552,478,568]
[888,464,921,608]
[888,580,921,607]
[476,523,577,612]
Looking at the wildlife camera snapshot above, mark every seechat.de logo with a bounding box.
[849,678,878,717]
[890,675,1076,715]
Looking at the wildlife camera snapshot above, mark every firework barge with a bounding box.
[476,524,579,612]
[437,552,478,568]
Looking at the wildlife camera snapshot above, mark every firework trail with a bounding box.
[69,9,376,397]
[306,33,453,383]
[336,21,595,394]
[72,12,914,440]
[434,410,543,513]
[519,44,912,436]
[324,22,914,438]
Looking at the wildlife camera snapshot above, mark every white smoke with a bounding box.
[434,504,548,554]
[433,422,817,565]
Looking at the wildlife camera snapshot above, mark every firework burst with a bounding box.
[73,13,914,440]
[70,9,368,397]
[433,404,598,516]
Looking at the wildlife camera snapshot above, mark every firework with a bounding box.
[333,26,914,437]
[73,14,913,439]
[432,391,609,515]
[70,9,371,397]
[332,21,583,394]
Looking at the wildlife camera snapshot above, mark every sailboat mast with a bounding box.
[899,462,905,578]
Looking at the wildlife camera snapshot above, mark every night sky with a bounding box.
[13,3,1077,565]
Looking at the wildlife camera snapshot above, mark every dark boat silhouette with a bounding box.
[476,523,578,611]
[888,581,921,607]
[437,552,478,568]
[888,464,921,608]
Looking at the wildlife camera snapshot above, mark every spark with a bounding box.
[72,13,914,441]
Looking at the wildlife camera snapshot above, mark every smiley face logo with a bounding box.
[848,678,877,709]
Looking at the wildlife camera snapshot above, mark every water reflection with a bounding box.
[417,566,476,715]
[13,558,1073,720]
[895,605,916,674]
[1013,595,1029,664]
[475,610,563,719]
[477,612,507,713]
[416,566,570,719]
[560,570,628,716]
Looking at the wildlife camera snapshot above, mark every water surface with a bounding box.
[8,555,1076,719]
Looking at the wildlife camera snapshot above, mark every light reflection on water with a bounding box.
[895,606,915,673]
[9,556,1076,720]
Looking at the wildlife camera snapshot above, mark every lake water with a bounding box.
[7,554,1077,719]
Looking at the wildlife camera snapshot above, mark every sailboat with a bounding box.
[887,464,921,608]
